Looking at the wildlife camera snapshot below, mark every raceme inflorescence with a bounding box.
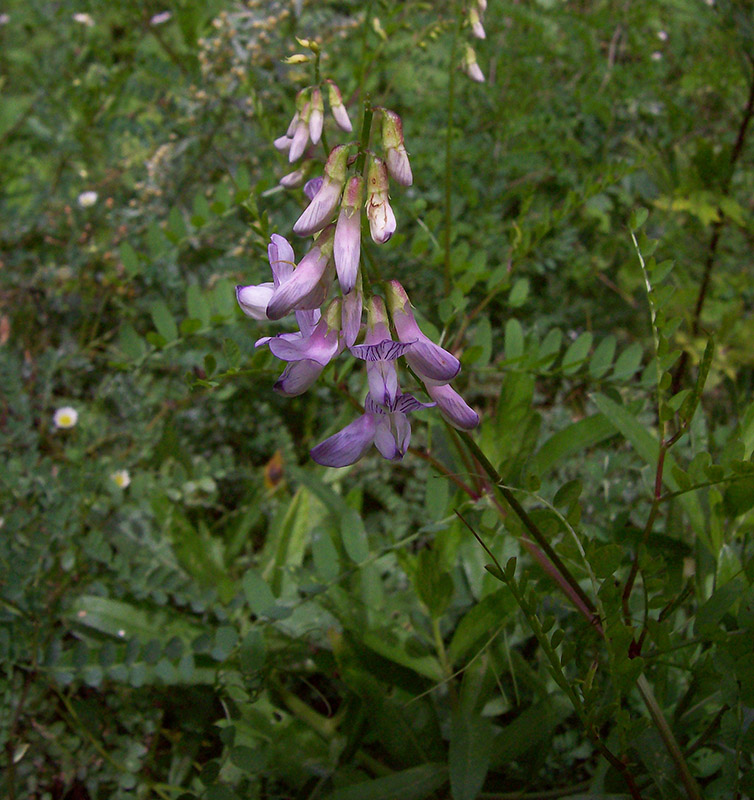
[236,50,478,467]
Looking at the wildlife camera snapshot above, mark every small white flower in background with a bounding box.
[53,407,78,429]
[77,190,98,208]
[651,51,663,61]
[657,30,668,41]
[73,12,94,26]
[150,11,171,25]
[111,470,131,489]
[0,13,9,25]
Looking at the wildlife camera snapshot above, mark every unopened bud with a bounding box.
[381,109,412,186]
[309,87,324,145]
[327,79,352,132]
[463,44,485,83]
[468,6,486,39]
[334,175,364,293]
[365,157,396,244]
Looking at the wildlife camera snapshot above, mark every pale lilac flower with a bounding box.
[275,360,326,396]
[365,157,396,244]
[286,89,314,163]
[266,226,335,320]
[657,30,668,41]
[469,6,486,39]
[77,190,98,208]
[274,135,292,152]
[0,14,10,25]
[236,283,275,319]
[381,109,412,187]
[311,392,433,467]
[54,407,79,429]
[293,145,348,237]
[425,381,479,430]
[280,166,309,188]
[341,278,363,348]
[463,44,485,83]
[334,175,364,294]
[150,11,172,25]
[309,87,324,145]
[651,51,663,61]
[351,296,412,408]
[326,79,352,132]
[385,280,460,382]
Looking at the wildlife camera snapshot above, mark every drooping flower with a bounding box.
[269,299,342,396]
[73,12,94,26]
[266,226,335,321]
[351,296,412,408]
[310,392,433,467]
[385,280,460,382]
[462,44,485,83]
[381,109,413,187]
[424,381,479,430]
[236,283,275,320]
[285,88,314,163]
[341,273,363,348]
[334,175,364,294]
[293,145,348,237]
[54,407,79,429]
[309,87,324,145]
[468,5,486,39]
[326,79,352,132]
[365,156,396,244]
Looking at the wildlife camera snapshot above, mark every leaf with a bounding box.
[119,242,142,276]
[118,324,146,360]
[449,709,492,800]
[589,335,616,379]
[360,630,444,682]
[508,278,530,308]
[562,332,593,374]
[592,393,709,550]
[528,414,615,477]
[329,764,448,800]
[242,570,276,616]
[505,318,524,360]
[150,300,178,342]
[612,342,644,380]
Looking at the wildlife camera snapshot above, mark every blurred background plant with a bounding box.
[2,1,754,798]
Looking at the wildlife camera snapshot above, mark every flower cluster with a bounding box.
[236,71,478,468]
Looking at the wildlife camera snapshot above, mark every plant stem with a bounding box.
[443,3,464,295]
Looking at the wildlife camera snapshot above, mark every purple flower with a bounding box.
[341,278,363,348]
[381,109,413,187]
[266,227,335,321]
[293,145,348,237]
[425,381,479,430]
[334,175,363,294]
[309,87,324,145]
[310,392,433,467]
[351,296,411,408]
[385,280,460,382]
[365,156,396,244]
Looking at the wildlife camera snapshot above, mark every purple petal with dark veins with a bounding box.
[274,359,323,397]
[350,339,413,362]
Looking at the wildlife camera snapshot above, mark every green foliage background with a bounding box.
[2,1,754,798]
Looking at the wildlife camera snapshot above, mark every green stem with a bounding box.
[636,674,702,800]
[443,4,464,295]
[354,98,374,175]
[457,431,600,625]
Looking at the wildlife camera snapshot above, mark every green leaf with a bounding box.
[612,342,644,380]
[118,324,146,360]
[449,709,492,800]
[508,278,530,308]
[329,764,448,800]
[589,335,616,379]
[489,696,571,767]
[186,282,211,326]
[223,338,241,369]
[119,242,142,276]
[528,414,615,477]
[562,332,593,375]
[242,570,276,616]
[150,300,178,342]
[505,318,524,360]
[630,207,649,229]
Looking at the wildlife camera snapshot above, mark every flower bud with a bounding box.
[327,79,352,132]
[463,44,485,83]
[334,175,364,294]
[365,156,396,244]
[293,145,348,237]
[279,162,312,188]
[468,6,486,39]
[381,109,412,186]
[309,87,324,145]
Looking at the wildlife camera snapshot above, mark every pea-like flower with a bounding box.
[293,145,348,237]
[381,109,413,187]
[365,156,396,244]
[310,392,433,467]
[334,175,364,294]
[326,79,352,132]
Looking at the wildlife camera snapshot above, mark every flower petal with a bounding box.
[426,383,478,429]
[274,359,323,396]
[334,207,361,294]
[310,414,376,467]
[266,246,329,321]
[269,321,339,366]
[268,234,296,287]
[236,282,274,319]
[406,339,460,382]
[293,179,343,237]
